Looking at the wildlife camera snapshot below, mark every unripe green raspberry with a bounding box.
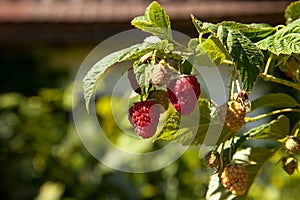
[284,136,300,154]
[150,60,176,86]
[219,101,246,132]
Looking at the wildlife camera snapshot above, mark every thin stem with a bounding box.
[199,32,203,44]
[222,59,234,66]
[235,79,241,93]
[260,73,300,91]
[220,142,225,168]
[294,128,299,138]
[245,108,300,123]
[263,53,274,75]
[228,137,235,162]
[229,67,237,101]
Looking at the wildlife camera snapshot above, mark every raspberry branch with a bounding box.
[260,73,300,91]
[245,108,300,123]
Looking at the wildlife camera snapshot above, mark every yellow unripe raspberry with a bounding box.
[220,164,248,196]
[219,101,246,132]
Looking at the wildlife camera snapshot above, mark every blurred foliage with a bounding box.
[1,87,300,200]
[0,88,212,200]
[0,47,69,96]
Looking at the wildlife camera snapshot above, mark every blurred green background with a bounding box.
[0,0,299,200]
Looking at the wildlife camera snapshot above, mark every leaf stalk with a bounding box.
[245,108,300,123]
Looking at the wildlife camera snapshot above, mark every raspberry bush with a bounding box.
[82,1,300,199]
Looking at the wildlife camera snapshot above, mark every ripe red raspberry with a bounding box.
[147,90,169,113]
[282,157,298,175]
[220,164,248,196]
[219,101,246,132]
[128,101,160,138]
[167,75,201,115]
[284,136,300,154]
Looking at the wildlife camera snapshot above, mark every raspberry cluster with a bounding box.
[128,57,201,138]
[220,164,248,196]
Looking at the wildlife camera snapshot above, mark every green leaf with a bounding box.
[188,38,199,50]
[82,40,168,111]
[286,55,300,83]
[154,112,194,143]
[154,98,218,145]
[180,57,194,75]
[285,1,300,24]
[206,147,278,200]
[191,15,218,35]
[191,16,264,91]
[133,61,152,97]
[226,29,264,91]
[220,21,277,43]
[194,45,217,68]
[188,99,219,145]
[243,115,290,140]
[256,19,300,55]
[251,93,300,111]
[131,1,172,40]
[218,115,290,164]
[201,37,230,65]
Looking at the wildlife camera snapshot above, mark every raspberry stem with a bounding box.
[220,142,225,168]
[260,73,300,91]
[245,108,300,123]
[229,67,237,101]
[294,128,299,138]
[263,53,274,75]
[222,59,235,66]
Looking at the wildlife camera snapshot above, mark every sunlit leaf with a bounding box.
[201,37,230,65]
[191,16,264,91]
[256,19,300,55]
[220,21,277,43]
[155,99,218,145]
[131,1,172,40]
[285,1,300,24]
